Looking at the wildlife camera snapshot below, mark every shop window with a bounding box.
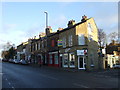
[63,54,68,67]
[54,54,58,64]
[112,58,114,64]
[78,34,85,45]
[45,55,47,64]
[49,54,52,64]
[69,53,75,67]
[116,60,119,64]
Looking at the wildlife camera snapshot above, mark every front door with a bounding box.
[52,54,54,65]
[78,56,85,69]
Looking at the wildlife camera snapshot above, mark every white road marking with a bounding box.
[73,83,89,88]
[8,82,11,85]
[0,73,3,75]
[12,86,15,88]
[3,74,15,89]
[39,74,58,80]
[47,76,58,80]
[94,74,111,78]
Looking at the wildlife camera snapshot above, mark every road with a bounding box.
[2,62,119,88]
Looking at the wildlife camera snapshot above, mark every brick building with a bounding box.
[58,16,98,70]
[17,15,99,70]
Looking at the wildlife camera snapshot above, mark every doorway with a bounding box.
[78,56,85,69]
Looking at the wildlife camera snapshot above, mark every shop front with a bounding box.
[48,51,59,67]
[59,48,87,69]
[61,53,76,68]
[60,48,76,68]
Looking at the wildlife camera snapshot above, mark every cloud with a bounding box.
[96,14,117,25]
[95,13,118,34]
[50,15,67,31]
[1,24,17,33]
[0,22,44,47]
[25,23,45,38]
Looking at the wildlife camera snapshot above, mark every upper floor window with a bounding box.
[33,43,35,51]
[68,35,73,46]
[23,49,26,53]
[78,34,85,45]
[51,40,55,47]
[62,37,66,48]
[36,43,38,51]
[30,44,32,52]
[88,23,93,34]
[38,42,40,50]
[45,40,47,47]
[88,34,93,41]
[42,41,44,48]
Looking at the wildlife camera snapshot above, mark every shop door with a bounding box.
[60,57,62,67]
[52,54,54,65]
[105,61,108,69]
[78,56,85,69]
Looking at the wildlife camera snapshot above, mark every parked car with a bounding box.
[19,60,28,65]
[113,64,120,69]
[9,59,14,63]
[13,59,20,64]
[2,58,8,62]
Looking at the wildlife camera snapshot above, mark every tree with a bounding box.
[98,29,106,48]
[1,51,9,59]
[1,43,16,59]
[108,32,118,43]
[3,42,13,51]
[8,46,16,59]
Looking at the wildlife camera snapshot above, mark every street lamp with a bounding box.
[44,11,48,28]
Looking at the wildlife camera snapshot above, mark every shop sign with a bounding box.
[58,40,62,46]
[49,51,58,54]
[65,48,70,52]
[77,50,84,55]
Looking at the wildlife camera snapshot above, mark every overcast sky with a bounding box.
[0,1,118,58]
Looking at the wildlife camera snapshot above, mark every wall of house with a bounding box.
[75,18,99,70]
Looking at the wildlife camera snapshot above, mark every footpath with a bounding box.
[29,63,119,77]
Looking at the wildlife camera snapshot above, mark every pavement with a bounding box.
[30,63,120,75]
[1,62,120,89]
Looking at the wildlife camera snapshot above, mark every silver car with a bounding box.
[19,60,28,65]
[13,59,20,64]
[9,59,14,63]
[113,64,120,69]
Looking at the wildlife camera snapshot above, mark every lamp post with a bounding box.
[44,11,48,65]
[44,11,48,28]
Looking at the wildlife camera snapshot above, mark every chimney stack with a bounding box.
[68,20,75,27]
[45,26,52,36]
[81,15,88,22]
